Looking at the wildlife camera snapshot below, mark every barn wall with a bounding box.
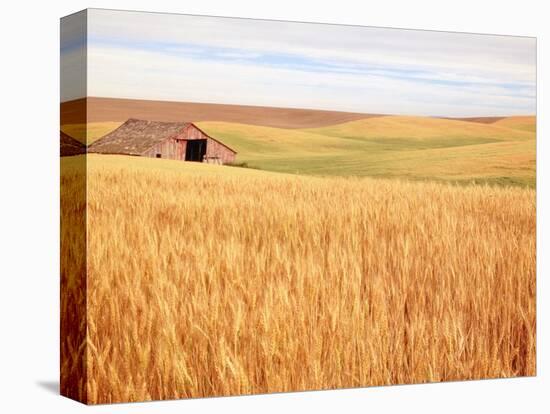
[205,138,236,164]
[143,138,186,160]
[181,125,207,140]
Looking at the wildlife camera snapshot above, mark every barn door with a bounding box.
[185,139,207,162]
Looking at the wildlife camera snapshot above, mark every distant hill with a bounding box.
[304,115,534,143]
[493,116,537,132]
[61,97,384,129]
[196,115,535,187]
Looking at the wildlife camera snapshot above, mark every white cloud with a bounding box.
[78,8,537,116]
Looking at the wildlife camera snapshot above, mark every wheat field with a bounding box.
[61,155,536,404]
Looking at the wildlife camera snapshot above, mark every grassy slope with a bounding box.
[304,115,533,142]
[198,116,536,187]
[493,116,537,132]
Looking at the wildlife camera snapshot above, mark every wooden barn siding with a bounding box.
[143,138,186,160]
[182,125,206,140]
[141,125,235,163]
[205,138,236,164]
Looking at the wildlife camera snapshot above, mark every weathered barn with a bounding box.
[60,131,86,157]
[88,119,236,164]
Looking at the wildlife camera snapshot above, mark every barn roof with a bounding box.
[88,118,237,155]
[88,119,191,155]
[60,131,86,156]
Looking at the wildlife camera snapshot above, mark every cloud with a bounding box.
[75,8,537,116]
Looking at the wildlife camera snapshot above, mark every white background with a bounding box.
[0,0,547,412]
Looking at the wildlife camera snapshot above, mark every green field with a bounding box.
[62,114,536,187]
[197,115,536,187]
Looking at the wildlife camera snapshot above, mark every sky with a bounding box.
[60,9,536,117]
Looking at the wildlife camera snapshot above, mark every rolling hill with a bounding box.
[304,116,534,144]
[196,116,536,186]
[493,116,537,132]
[59,98,536,187]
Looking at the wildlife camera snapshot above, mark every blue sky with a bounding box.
[61,9,536,117]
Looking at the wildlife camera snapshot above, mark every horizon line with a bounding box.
[60,96,537,119]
